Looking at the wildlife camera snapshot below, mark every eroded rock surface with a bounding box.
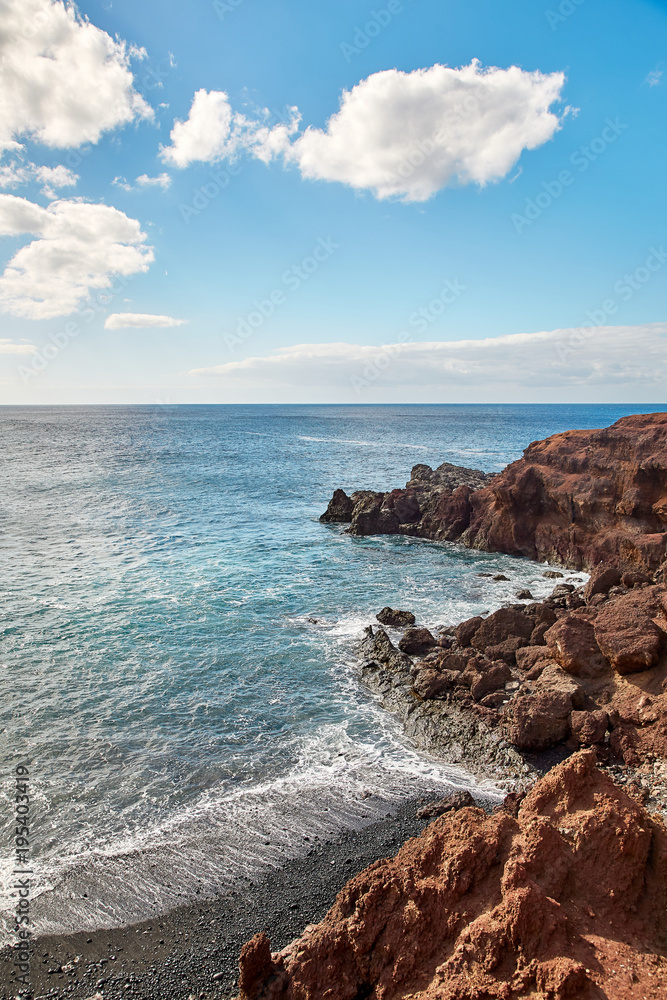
[237,752,667,1000]
[322,413,667,574]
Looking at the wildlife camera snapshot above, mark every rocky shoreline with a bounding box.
[237,413,667,1000]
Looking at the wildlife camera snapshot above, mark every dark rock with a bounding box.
[543,570,564,579]
[493,574,509,582]
[516,589,533,600]
[398,627,437,655]
[470,662,512,701]
[416,789,475,819]
[470,607,534,653]
[320,488,355,523]
[376,607,416,628]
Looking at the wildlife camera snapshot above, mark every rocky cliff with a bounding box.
[321,413,667,574]
[237,751,667,1000]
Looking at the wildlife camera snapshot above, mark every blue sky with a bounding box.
[0,0,666,403]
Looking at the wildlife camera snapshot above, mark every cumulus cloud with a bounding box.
[160,89,300,168]
[0,338,36,354]
[0,160,78,197]
[0,0,151,154]
[289,61,568,201]
[104,312,185,329]
[0,194,154,320]
[163,62,568,202]
[188,324,667,390]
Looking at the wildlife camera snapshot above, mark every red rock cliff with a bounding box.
[237,751,667,1000]
[322,413,667,574]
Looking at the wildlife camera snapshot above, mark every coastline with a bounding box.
[0,792,500,1000]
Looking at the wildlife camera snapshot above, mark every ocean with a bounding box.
[0,403,657,941]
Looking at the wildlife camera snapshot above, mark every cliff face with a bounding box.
[237,752,667,1000]
[321,413,667,574]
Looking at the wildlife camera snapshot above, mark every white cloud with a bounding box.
[113,172,172,192]
[0,338,36,354]
[188,324,667,390]
[104,313,185,329]
[160,89,300,168]
[136,173,172,190]
[289,61,568,201]
[646,69,663,87]
[0,194,154,319]
[0,160,78,197]
[162,63,568,202]
[0,0,151,154]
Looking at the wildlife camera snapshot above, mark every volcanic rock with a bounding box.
[594,586,667,674]
[544,615,608,678]
[571,709,609,745]
[398,627,436,655]
[236,752,667,1000]
[375,607,416,627]
[323,413,667,574]
[319,488,355,523]
[416,789,475,819]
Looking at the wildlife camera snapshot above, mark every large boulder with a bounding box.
[470,607,534,653]
[398,627,437,655]
[506,691,573,750]
[594,587,667,674]
[544,615,608,678]
[237,752,667,1000]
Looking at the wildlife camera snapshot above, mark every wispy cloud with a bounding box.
[0,338,36,355]
[646,68,663,87]
[188,324,667,390]
[105,313,186,329]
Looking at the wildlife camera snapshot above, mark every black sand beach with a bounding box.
[0,790,498,1000]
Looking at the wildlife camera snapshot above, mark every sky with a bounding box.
[0,0,666,404]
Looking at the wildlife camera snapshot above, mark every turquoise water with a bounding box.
[0,403,656,938]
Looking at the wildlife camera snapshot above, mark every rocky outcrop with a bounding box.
[322,413,667,575]
[237,751,667,1000]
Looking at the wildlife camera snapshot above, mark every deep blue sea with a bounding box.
[0,403,659,940]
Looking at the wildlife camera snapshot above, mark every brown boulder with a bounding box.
[570,709,609,745]
[515,645,552,672]
[416,788,475,818]
[470,607,534,653]
[398,627,436,655]
[413,668,460,700]
[506,691,572,749]
[583,564,621,601]
[470,662,511,701]
[484,635,530,664]
[545,614,608,678]
[455,615,484,647]
[594,587,667,674]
